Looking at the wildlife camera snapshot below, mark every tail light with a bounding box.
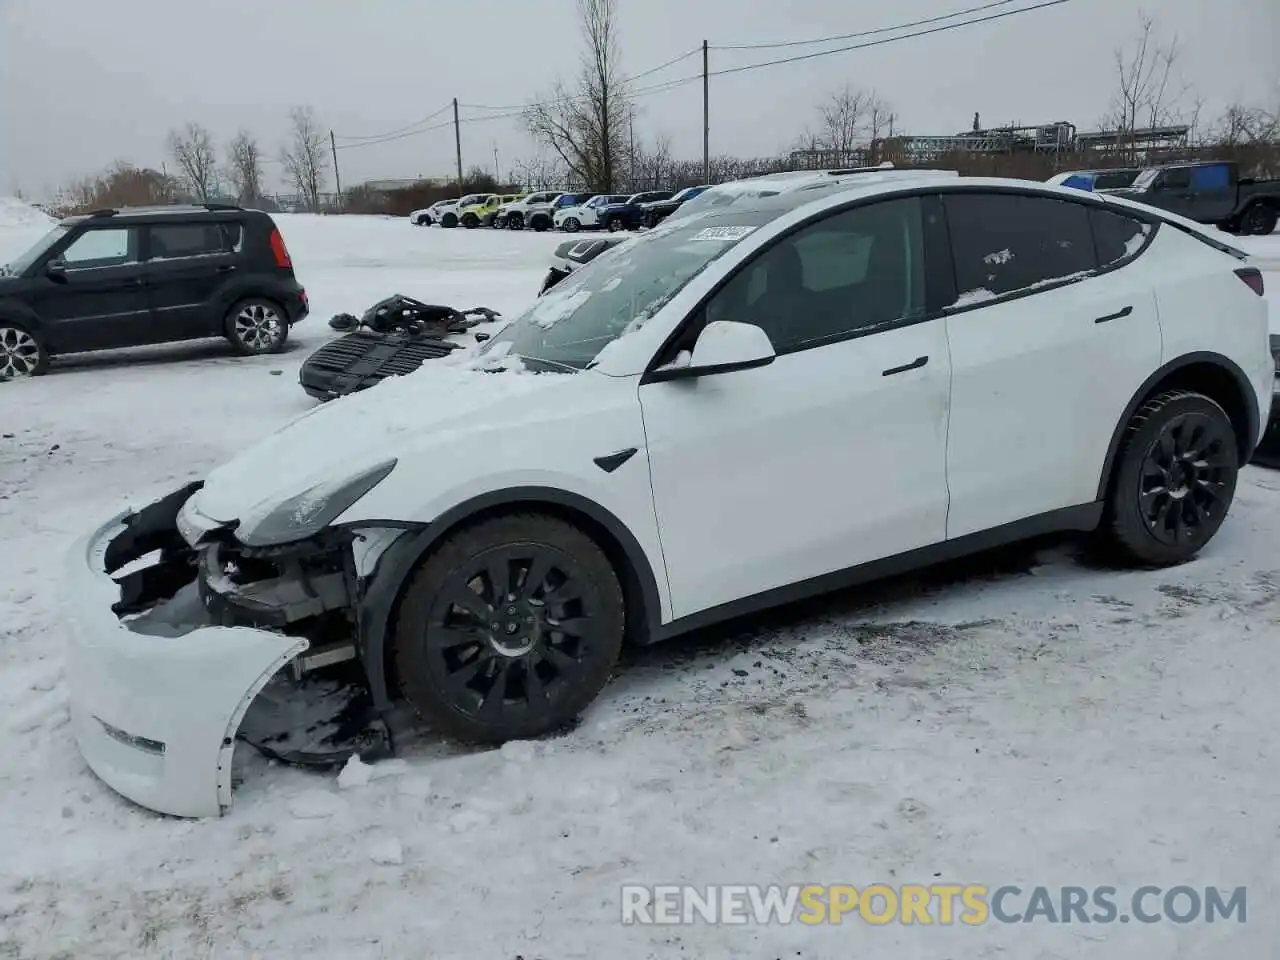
[269,228,293,269]
[1235,267,1264,296]
[299,289,308,309]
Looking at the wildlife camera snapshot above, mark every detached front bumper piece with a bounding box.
[63,491,307,818]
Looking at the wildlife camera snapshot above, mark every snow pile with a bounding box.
[0,196,54,230]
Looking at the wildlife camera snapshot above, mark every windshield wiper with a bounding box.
[514,354,582,374]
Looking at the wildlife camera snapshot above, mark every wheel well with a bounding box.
[378,499,653,703]
[1102,361,1255,502]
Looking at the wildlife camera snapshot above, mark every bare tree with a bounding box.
[818,85,871,154]
[524,0,630,192]
[225,130,264,204]
[281,106,329,212]
[629,134,674,191]
[1104,13,1191,161]
[510,152,566,191]
[168,122,219,201]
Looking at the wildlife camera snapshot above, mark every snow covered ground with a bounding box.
[1,204,1280,958]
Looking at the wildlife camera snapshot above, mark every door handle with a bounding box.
[882,356,928,377]
[216,264,236,274]
[1094,306,1133,324]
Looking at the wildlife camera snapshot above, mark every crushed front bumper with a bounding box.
[63,499,308,818]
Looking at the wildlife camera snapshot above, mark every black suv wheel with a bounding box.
[0,323,48,379]
[393,513,624,744]
[226,298,289,355]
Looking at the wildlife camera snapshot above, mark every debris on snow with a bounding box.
[337,754,373,790]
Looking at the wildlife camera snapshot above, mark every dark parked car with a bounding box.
[640,185,712,227]
[598,190,674,231]
[0,204,308,378]
[1107,161,1280,235]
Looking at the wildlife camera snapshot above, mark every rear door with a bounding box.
[32,224,152,352]
[145,220,244,341]
[940,191,1162,537]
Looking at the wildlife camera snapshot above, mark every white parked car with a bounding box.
[553,194,630,232]
[494,191,563,231]
[409,200,457,226]
[66,176,1272,817]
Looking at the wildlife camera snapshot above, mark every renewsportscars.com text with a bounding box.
[620,884,1247,926]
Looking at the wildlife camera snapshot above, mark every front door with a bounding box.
[640,196,952,620]
[145,221,244,341]
[33,225,152,352]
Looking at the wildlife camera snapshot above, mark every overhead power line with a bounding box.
[711,0,1024,50]
[332,101,453,143]
[333,0,1073,153]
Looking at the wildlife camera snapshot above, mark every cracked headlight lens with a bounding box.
[236,460,397,546]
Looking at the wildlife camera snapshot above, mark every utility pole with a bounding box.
[453,98,463,196]
[493,143,500,184]
[629,108,635,189]
[329,130,343,208]
[702,40,710,183]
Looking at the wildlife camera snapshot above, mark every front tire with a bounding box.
[441,213,458,229]
[562,217,581,233]
[1100,390,1239,565]
[392,513,624,744]
[462,213,479,229]
[0,323,49,379]
[508,213,525,231]
[225,299,289,355]
[607,216,624,232]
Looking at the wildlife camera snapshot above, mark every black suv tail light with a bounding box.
[269,228,293,269]
[1235,267,1264,296]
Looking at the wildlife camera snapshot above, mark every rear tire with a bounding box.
[1100,390,1239,566]
[225,298,289,355]
[441,213,458,229]
[0,322,49,379]
[607,216,623,232]
[462,213,479,229]
[1240,203,1278,236]
[392,513,624,744]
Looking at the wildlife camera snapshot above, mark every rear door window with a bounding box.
[1190,163,1231,191]
[150,222,242,260]
[943,192,1097,304]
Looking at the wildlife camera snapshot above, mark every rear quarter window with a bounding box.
[1090,208,1153,267]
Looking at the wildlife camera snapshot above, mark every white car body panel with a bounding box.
[641,318,952,617]
[64,513,307,818]
[63,173,1273,817]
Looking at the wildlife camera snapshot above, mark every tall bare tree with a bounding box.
[1104,14,1190,161]
[524,0,630,192]
[168,122,218,201]
[281,106,329,212]
[817,85,871,154]
[225,130,264,204]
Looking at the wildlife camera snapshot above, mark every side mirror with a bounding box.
[648,321,776,382]
[45,260,67,280]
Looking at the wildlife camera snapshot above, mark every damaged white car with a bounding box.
[66,176,1272,817]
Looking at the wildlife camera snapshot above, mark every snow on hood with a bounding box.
[193,350,573,524]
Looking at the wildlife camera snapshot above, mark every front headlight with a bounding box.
[236,460,397,547]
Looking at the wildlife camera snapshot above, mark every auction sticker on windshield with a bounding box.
[690,225,756,242]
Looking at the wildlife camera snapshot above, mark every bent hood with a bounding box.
[193,353,581,525]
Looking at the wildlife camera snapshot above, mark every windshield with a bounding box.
[1,224,68,277]
[480,219,761,371]
[458,194,488,206]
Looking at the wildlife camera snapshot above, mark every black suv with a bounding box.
[0,204,308,378]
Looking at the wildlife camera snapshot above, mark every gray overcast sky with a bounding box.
[1,0,1276,198]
